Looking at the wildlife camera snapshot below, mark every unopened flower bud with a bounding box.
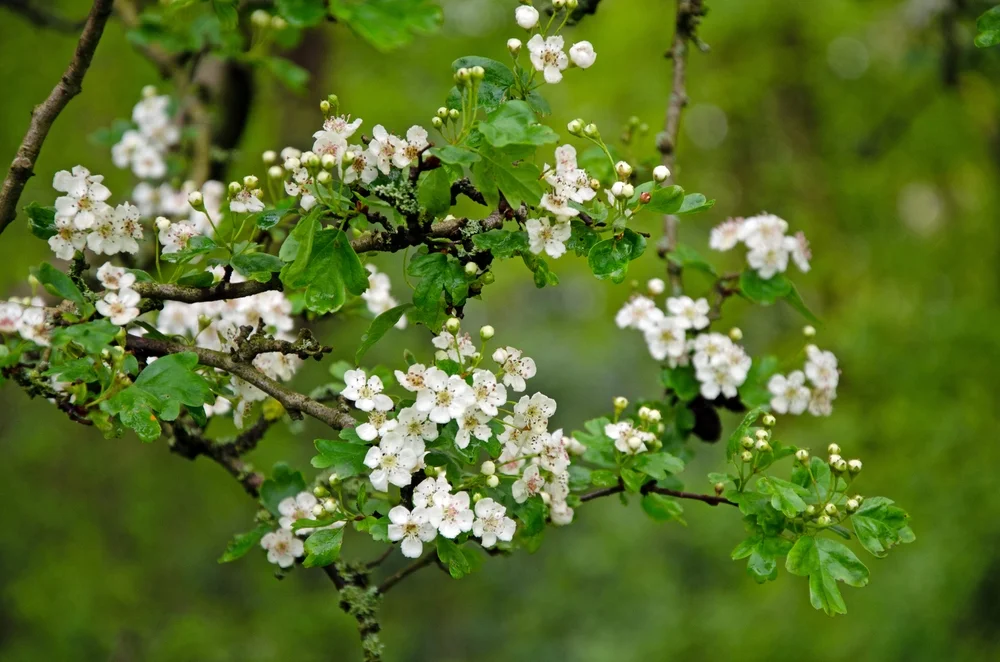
[482,270,495,284]
[627,435,643,451]
[828,453,842,465]
[228,181,242,196]
[740,450,753,463]
[589,178,601,190]
[445,317,461,333]
[614,161,633,179]
[327,472,340,486]
[313,485,329,498]
[343,151,355,163]
[243,175,259,190]
[303,152,321,169]
[762,413,776,427]
[647,278,665,295]
[142,85,157,98]
[653,164,670,182]
[803,325,817,338]
[567,118,584,135]
[833,458,848,473]
[846,498,860,513]
[853,494,864,504]
[262,150,277,165]
[729,327,743,341]
[470,65,485,81]
[455,67,471,84]
[250,10,270,27]
[824,503,838,516]
[741,436,754,449]
[613,396,628,411]
[795,449,810,463]
[610,181,627,199]
[312,504,325,517]
[827,443,841,455]
[486,475,500,488]
[480,325,495,340]
[583,123,600,138]
[621,183,634,199]
[816,514,832,527]
[515,5,539,30]
[507,38,522,56]
[448,108,460,121]
[431,117,444,129]
[155,216,171,231]
[492,347,509,363]
[434,350,449,361]
[464,261,479,277]
[472,492,483,503]
[481,461,496,476]
[638,406,651,420]
[319,100,332,116]
[316,170,332,185]
[848,459,863,474]
[567,0,578,8]
[714,482,725,495]
[284,157,301,171]
[270,15,287,30]
[323,498,338,513]
[470,352,481,363]
[321,154,337,170]
[755,429,769,441]
[187,191,204,210]
[553,0,566,8]
[805,505,817,517]
[268,165,284,180]
[755,438,772,453]
[639,191,651,204]
[647,409,661,423]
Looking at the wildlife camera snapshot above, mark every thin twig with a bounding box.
[580,480,735,507]
[376,552,439,594]
[0,0,114,238]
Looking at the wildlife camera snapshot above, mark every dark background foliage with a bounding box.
[1,0,999,660]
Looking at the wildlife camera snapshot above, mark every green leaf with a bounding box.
[231,252,284,283]
[312,433,370,478]
[975,6,1000,48]
[417,168,453,217]
[588,229,646,283]
[567,220,599,257]
[785,535,870,616]
[303,527,345,567]
[590,469,619,488]
[634,452,685,480]
[253,208,290,230]
[51,319,118,354]
[620,467,647,493]
[479,101,558,148]
[676,193,715,214]
[641,493,685,523]
[738,355,778,408]
[211,0,239,28]
[330,0,442,52]
[851,497,914,558]
[661,365,700,402]
[470,141,543,209]
[667,243,717,277]
[446,56,515,112]
[436,537,472,578]
[160,235,218,264]
[35,263,91,316]
[472,229,528,258]
[264,56,310,92]
[260,463,308,516]
[407,251,473,327]
[25,202,57,240]
[759,476,810,518]
[791,457,834,502]
[429,145,481,167]
[521,252,558,288]
[218,524,272,563]
[784,283,820,324]
[515,496,546,536]
[281,218,368,314]
[642,185,684,214]
[575,416,615,468]
[739,269,792,305]
[732,532,793,583]
[275,0,327,27]
[356,303,412,364]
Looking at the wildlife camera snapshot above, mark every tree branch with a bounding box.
[376,552,440,594]
[124,334,358,430]
[656,0,706,294]
[132,210,508,304]
[0,0,86,31]
[168,419,266,497]
[579,480,735,507]
[0,0,114,238]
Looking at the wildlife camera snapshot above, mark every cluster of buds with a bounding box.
[826,443,863,476]
[431,105,463,131]
[453,65,486,87]
[249,9,288,31]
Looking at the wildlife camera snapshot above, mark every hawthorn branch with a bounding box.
[132,210,508,304]
[0,0,114,238]
[656,0,706,294]
[168,420,266,497]
[579,480,735,507]
[0,0,86,31]
[125,334,357,430]
[376,552,441,594]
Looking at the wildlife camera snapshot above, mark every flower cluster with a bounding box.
[331,321,579,558]
[510,3,596,85]
[0,296,49,346]
[48,167,145,259]
[363,264,406,329]
[135,180,224,237]
[616,284,752,399]
[525,145,596,259]
[111,87,179,180]
[94,262,141,326]
[768,344,839,416]
[709,213,811,279]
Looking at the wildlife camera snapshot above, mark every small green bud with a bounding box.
[486,475,500,488]
[313,485,330,498]
[480,325,495,340]
[803,325,817,338]
[319,99,331,114]
[833,458,848,473]
[647,409,661,423]
[754,440,771,453]
[321,154,337,170]
[827,443,841,455]
[316,171,332,185]
[445,317,461,333]
[328,472,340,486]
[816,515,832,527]
[431,116,444,129]
[448,108,460,121]
[848,459,862,474]
[762,413,776,427]
[262,150,277,165]
[846,498,860,513]
[472,492,483,503]
[740,450,754,463]
[228,181,242,196]
[613,396,628,411]
[187,191,204,210]
[470,65,485,81]
[312,504,325,518]
[243,175,259,190]
[267,165,284,180]
[480,461,496,477]
[567,119,584,135]
[615,160,633,179]
[638,406,651,420]
[824,503,838,516]
[714,482,725,496]
[481,271,495,285]
[270,15,287,30]
[464,261,479,276]
[795,449,810,463]
[755,429,769,441]
[323,498,338,513]
[583,123,600,138]
[250,10,271,27]
[805,505,817,517]
[327,94,339,108]
[740,435,754,449]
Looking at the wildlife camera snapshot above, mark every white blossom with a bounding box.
[364,436,418,491]
[644,316,687,362]
[260,528,304,568]
[526,216,571,258]
[569,41,597,68]
[53,166,111,230]
[392,407,439,446]
[356,409,398,441]
[96,288,140,326]
[97,262,136,290]
[605,421,653,455]
[472,498,516,547]
[369,125,410,174]
[768,371,811,415]
[515,5,539,29]
[804,345,839,389]
[17,307,50,346]
[431,330,476,362]
[395,364,430,393]
[414,367,474,424]
[527,34,569,84]
[616,295,664,332]
[470,369,507,416]
[494,346,536,392]
[278,491,319,532]
[438,491,475,539]
[512,464,546,503]
[455,408,492,449]
[342,369,393,412]
[387,505,437,558]
[666,296,710,331]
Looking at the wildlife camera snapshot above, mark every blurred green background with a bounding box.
[2,0,1000,660]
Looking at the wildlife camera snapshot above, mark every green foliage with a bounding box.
[329,0,442,52]
[355,303,412,363]
[407,251,474,327]
[231,252,284,282]
[218,524,272,563]
[587,229,646,283]
[312,429,371,478]
[478,101,558,148]
[51,320,118,354]
[661,365,700,402]
[303,527,345,567]
[24,203,57,240]
[260,463,308,516]
[280,214,368,314]
[641,185,684,214]
[472,229,529,258]
[641,493,685,523]
[667,243,717,277]
[470,141,544,209]
[446,57,515,112]
[975,6,1000,47]
[785,535,870,616]
[417,168,453,217]
[34,262,92,317]
[851,497,915,558]
[732,532,793,583]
